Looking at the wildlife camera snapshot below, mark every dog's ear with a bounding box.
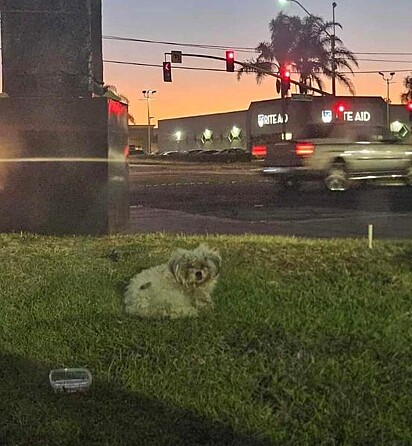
[208,251,222,277]
[168,249,187,285]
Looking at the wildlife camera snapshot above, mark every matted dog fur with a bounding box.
[124,244,221,318]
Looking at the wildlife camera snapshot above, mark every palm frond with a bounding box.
[238,11,358,95]
[334,72,356,95]
[401,75,412,103]
[237,60,277,83]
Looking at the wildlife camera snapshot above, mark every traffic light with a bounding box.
[163,61,172,82]
[407,100,412,121]
[279,66,291,96]
[334,101,346,119]
[225,50,235,72]
[299,82,308,95]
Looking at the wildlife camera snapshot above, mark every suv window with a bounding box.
[298,124,398,143]
[298,124,334,139]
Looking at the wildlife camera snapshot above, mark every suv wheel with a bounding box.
[325,163,350,192]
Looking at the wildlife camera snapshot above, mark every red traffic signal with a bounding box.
[163,61,172,82]
[281,68,291,81]
[279,66,291,96]
[337,103,345,113]
[334,101,346,118]
[226,50,235,72]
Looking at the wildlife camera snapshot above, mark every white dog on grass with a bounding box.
[124,244,221,318]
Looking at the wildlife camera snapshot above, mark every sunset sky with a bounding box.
[102,0,412,125]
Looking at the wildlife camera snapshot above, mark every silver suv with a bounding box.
[263,124,412,191]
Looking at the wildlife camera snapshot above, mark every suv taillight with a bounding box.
[295,142,314,156]
[252,145,267,157]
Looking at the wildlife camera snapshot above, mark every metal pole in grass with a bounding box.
[368,224,374,249]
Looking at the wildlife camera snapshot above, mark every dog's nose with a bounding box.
[195,271,203,281]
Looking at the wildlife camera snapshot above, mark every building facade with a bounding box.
[157,96,411,154]
[128,124,158,153]
[158,110,248,153]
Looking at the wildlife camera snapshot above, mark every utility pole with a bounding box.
[142,89,156,154]
[331,2,337,96]
[379,72,395,129]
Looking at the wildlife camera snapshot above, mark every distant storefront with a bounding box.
[128,124,158,153]
[249,96,389,148]
[156,96,411,154]
[157,110,248,153]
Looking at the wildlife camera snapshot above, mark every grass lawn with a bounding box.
[0,233,411,445]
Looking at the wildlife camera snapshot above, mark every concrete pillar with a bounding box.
[0,1,129,235]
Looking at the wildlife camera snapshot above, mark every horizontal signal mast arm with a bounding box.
[165,52,332,96]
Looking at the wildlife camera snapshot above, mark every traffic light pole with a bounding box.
[281,92,287,141]
[164,52,333,97]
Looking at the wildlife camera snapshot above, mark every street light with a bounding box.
[142,89,156,154]
[279,0,311,16]
[278,0,337,96]
[378,72,395,129]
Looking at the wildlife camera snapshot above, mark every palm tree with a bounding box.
[238,12,358,95]
[401,75,412,103]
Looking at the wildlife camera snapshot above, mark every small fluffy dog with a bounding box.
[124,244,221,318]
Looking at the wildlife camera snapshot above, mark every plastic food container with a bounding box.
[49,368,92,394]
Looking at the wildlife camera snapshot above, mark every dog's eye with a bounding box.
[140,281,152,290]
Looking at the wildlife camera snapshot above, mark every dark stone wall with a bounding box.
[0,1,129,235]
[0,0,103,97]
[0,97,129,235]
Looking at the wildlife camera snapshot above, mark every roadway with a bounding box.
[128,161,412,239]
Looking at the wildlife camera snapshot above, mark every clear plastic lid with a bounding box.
[49,368,92,394]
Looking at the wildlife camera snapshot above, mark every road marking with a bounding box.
[278,211,412,224]
[134,179,271,188]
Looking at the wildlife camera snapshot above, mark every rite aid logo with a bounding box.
[258,113,289,128]
[322,110,333,123]
[322,110,371,123]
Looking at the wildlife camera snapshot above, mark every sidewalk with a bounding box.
[126,206,412,239]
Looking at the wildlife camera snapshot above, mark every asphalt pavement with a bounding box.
[127,205,412,239]
[126,161,412,240]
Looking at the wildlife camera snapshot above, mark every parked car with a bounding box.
[198,149,219,156]
[214,148,252,162]
[201,149,219,154]
[128,146,145,156]
[191,149,219,161]
[161,150,183,158]
[185,149,205,155]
